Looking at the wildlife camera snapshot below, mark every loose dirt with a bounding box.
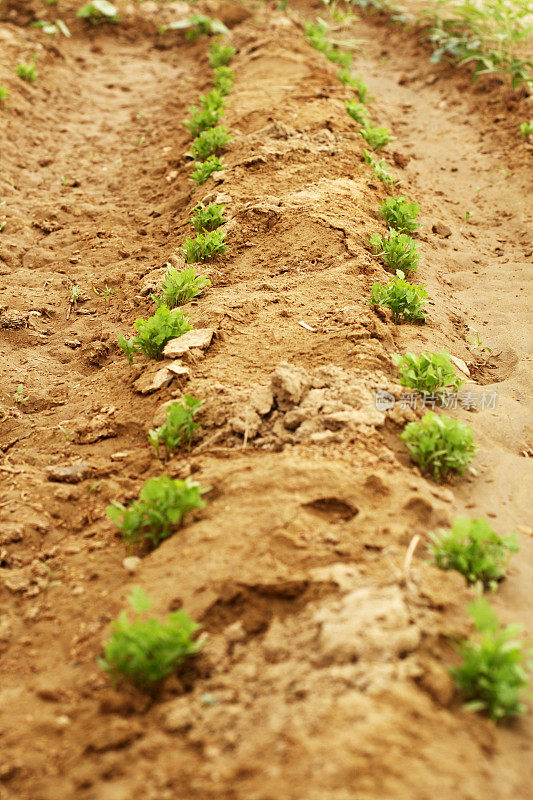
[0,2,532,799]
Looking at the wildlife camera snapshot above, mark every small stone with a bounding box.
[270,362,309,410]
[166,361,191,377]
[432,222,452,238]
[134,365,175,395]
[2,569,30,593]
[64,339,82,349]
[225,620,246,643]
[123,556,142,573]
[161,698,193,733]
[250,385,274,416]
[162,329,214,358]
[46,462,92,484]
[448,354,470,377]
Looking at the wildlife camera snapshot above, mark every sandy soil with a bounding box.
[0,1,532,798]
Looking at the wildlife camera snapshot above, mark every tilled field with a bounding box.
[0,2,532,799]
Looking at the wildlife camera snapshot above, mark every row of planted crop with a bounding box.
[100,32,240,689]
[306,18,531,723]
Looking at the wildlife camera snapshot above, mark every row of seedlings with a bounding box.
[305,16,531,723]
[101,23,237,690]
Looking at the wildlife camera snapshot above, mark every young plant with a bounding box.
[360,125,394,151]
[99,587,202,690]
[162,14,229,40]
[519,120,533,139]
[12,384,29,408]
[369,271,428,323]
[184,104,224,138]
[107,475,206,549]
[191,202,226,232]
[190,156,224,186]
[16,61,38,84]
[0,87,8,104]
[149,396,203,458]
[190,126,232,161]
[430,516,519,588]
[392,350,464,394]
[450,597,532,721]
[181,229,226,263]
[208,42,236,67]
[379,195,420,233]
[77,1,119,23]
[370,231,419,273]
[346,99,370,126]
[401,412,477,481]
[154,265,211,307]
[117,335,138,366]
[213,65,234,95]
[363,149,398,186]
[132,305,192,360]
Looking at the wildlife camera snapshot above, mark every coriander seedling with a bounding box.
[379,196,420,233]
[77,1,119,23]
[519,120,532,139]
[149,396,203,458]
[363,149,398,186]
[190,156,224,186]
[191,202,226,232]
[107,475,207,549]
[430,516,518,589]
[369,271,428,323]
[360,125,394,151]
[213,65,234,95]
[132,305,192,360]
[99,588,202,690]
[370,231,419,273]
[392,350,464,394]
[184,104,224,138]
[208,41,236,67]
[346,99,370,126]
[450,597,532,721]
[16,61,38,84]
[181,229,226,263]
[117,335,138,366]
[154,265,211,307]
[190,126,232,160]
[401,412,477,481]
[0,87,9,104]
[12,384,29,408]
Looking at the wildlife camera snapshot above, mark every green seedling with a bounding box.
[0,87,8,104]
[107,475,206,549]
[149,396,203,458]
[190,126,232,160]
[208,42,236,67]
[117,335,138,366]
[346,99,370,126]
[190,156,224,186]
[466,327,492,356]
[370,231,419,273]
[154,265,211,307]
[362,149,398,186]
[99,587,202,690]
[450,597,532,721]
[132,305,192,360]
[213,65,234,95]
[77,1,119,23]
[430,516,519,589]
[184,104,224,138]
[338,70,372,102]
[369,270,427,323]
[304,21,356,68]
[32,19,69,36]
[191,202,226,232]
[519,120,533,139]
[16,61,38,84]
[12,384,29,408]
[360,125,394,151]
[57,423,72,441]
[161,14,229,39]
[93,283,117,312]
[181,229,226,263]
[201,88,226,111]
[379,195,420,233]
[392,350,464,394]
[401,411,477,481]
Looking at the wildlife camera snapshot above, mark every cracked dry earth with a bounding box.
[0,1,532,799]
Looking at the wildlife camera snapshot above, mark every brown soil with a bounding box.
[0,2,532,799]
